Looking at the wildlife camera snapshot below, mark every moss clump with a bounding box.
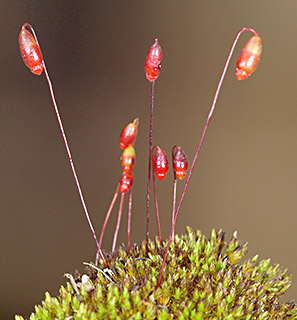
[15,228,296,319]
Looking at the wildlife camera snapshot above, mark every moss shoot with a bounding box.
[15,228,296,319]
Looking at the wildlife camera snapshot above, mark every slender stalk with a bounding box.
[171,145,179,242]
[112,192,125,252]
[171,177,177,241]
[152,158,162,241]
[146,80,155,244]
[24,23,107,267]
[156,27,258,288]
[127,187,133,251]
[99,184,120,247]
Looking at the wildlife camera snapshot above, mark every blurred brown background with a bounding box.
[0,1,296,319]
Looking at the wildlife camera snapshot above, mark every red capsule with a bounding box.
[153,147,169,181]
[121,145,136,173]
[119,172,134,193]
[119,118,139,149]
[144,38,163,82]
[172,146,188,180]
[18,26,44,75]
[236,35,262,81]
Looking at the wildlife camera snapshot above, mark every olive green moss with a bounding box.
[15,228,296,319]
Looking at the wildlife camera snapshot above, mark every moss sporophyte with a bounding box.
[16,24,296,319]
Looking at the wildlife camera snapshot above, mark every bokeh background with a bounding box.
[0,1,296,319]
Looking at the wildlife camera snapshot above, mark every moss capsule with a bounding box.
[153,147,169,181]
[236,35,262,80]
[173,147,188,180]
[119,172,134,193]
[144,38,163,82]
[119,118,139,149]
[121,146,136,173]
[18,26,43,75]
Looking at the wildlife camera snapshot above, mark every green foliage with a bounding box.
[15,228,296,319]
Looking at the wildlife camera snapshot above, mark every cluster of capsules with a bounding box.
[96,117,139,255]
[119,118,139,193]
[143,31,262,245]
[152,145,188,181]
[18,22,263,270]
[150,144,188,241]
[144,39,189,182]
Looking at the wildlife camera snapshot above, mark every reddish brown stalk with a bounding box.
[171,177,177,241]
[112,192,125,252]
[156,27,258,288]
[146,80,155,244]
[171,145,180,241]
[22,23,107,267]
[152,147,162,241]
[127,188,133,251]
[99,184,120,247]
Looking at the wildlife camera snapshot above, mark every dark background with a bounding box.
[0,1,296,319]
